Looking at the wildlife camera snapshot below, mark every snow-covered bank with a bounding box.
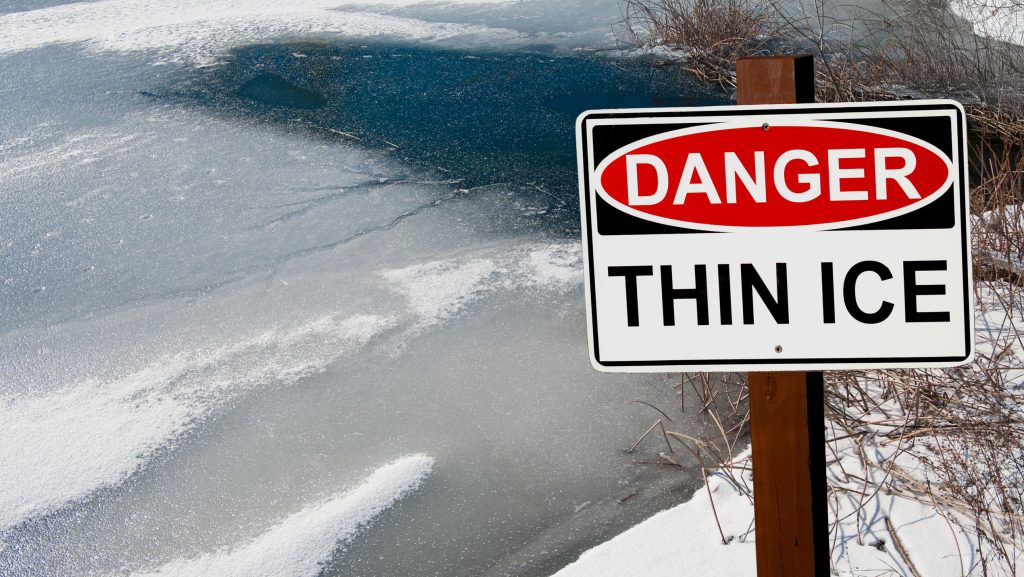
[554,278,1024,577]
[553,441,990,576]
[551,449,756,577]
[131,454,434,577]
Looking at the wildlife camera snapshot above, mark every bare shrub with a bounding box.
[825,340,1024,573]
[784,0,1024,132]
[622,0,783,87]
[625,373,752,541]
[622,0,1024,129]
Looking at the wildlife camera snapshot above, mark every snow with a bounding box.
[130,454,434,577]
[554,278,1024,577]
[0,0,526,64]
[973,206,1024,278]
[0,314,393,532]
[382,257,500,330]
[380,243,581,331]
[951,1,1024,45]
[522,244,583,288]
[553,439,998,577]
[551,451,756,577]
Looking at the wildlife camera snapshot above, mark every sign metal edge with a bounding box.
[577,100,974,373]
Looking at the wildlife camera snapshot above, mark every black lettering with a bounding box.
[843,261,894,324]
[821,262,836,324]
[740,263,789,324]
[717,264,733,325]
[661,265,709,326]
[904,260,950,322]
[609,266,653,327]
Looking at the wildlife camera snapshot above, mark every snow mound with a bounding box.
[131,454,434,577]
[382,257,501,328]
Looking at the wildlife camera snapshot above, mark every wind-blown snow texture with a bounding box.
[0,314,394,532]
[131,455,434,577]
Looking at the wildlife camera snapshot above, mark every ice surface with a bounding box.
[0,313,393,532]
[0,1,719,576]
[132,454,434,577]
[380,243,580,331]
[0,1,524,65]
[0,0,629,66]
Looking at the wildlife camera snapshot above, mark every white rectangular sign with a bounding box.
[577,101,973,372]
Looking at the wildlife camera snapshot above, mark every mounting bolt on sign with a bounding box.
[575,55,973,576]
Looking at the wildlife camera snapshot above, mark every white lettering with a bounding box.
[725,151,766,204]
[874,147,920,200]
[774,150,821,203]
[828,148,868,201]
[622,146,925,209]
[626,154,669,206]
[673,152,721,205]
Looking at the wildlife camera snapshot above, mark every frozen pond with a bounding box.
[0,2,731,576]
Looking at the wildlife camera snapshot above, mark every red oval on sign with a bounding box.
[594,121,954,230]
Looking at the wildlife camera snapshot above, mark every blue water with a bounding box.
[163,43,728,228]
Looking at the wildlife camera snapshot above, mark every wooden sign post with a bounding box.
[738,56,829,577]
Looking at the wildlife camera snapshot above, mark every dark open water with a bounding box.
[170,43,728,228]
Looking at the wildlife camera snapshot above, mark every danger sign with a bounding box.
[577,100,973,372]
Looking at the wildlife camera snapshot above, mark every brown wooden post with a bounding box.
[737,55,829,577]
